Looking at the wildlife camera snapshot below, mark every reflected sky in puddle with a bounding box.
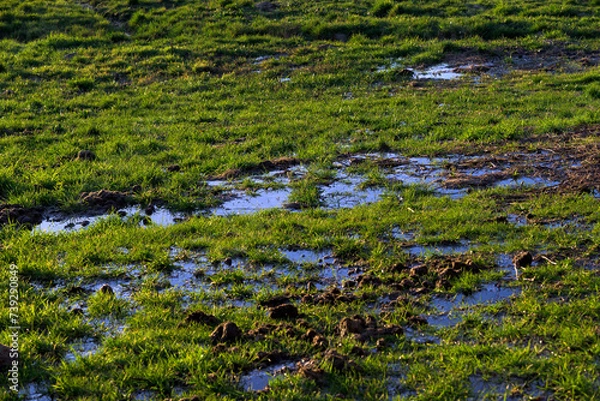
[496,253,518,280]
[468,376,550,401]
[19,383,52,401]
[413,64,463,80]
[494,176,560,189]
[239,361,297,392]
[281,249,334,264]
[65,337,99,362]
[211,188,291,216]
[321,174,384,209]
[32,151,569,232]
[35,206,183,233]
[427,283,521,327]
[405,241,472,257]
[404,327,441,344]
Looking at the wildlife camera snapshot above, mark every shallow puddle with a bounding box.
[89,317,127,337]
[320,174,384,209]
[211,188,291,216]
[496,254,518,280]
[281,249,334,265]
[427,283,521,327]
[494,176,559,189]
[506,214,528,227]
[390,228,415,241]
[413,64,463,80]
[65,337,99,362]
[239,361,296,392]
[403,327,441,344]
[133,390,157,401]
[468,376,550,401]
[19,383,52,401]
[405,241,472,257]
[36,206,183,233]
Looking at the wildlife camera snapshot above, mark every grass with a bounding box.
[1,0,600,400]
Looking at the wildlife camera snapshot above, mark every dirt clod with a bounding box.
[76,149,96,161]
[184,310,220,326]
[98,284,114,295]
[166,164,181,172]
[268,304,299,319]
[297,359,325,383]
[323,349,358,372]
[80,189,131,211]
[259,295,290,308]
[0,204,43,226]
[339,315,367,337]
[513,251,533,268]
[0,343,14,370]
[255,350,289,367]
[210,322,242,343]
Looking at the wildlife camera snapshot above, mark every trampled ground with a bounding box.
[1,1,600,400]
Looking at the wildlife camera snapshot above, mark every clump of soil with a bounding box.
[76,149,96,161]
[268,304,299,319]
[79,189,131,211]
[513,251,533,268]
[322,349,359,372]
[254,350,290,367]
[183,310,220,326]
[98,284,114,295]
[301,329,327,348]
[0,204,43,226]
[338,315,403,342]
[302,287,358,305]
[210,322,243,343]
[0,343,14,371]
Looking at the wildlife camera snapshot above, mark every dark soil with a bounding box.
[0,204,43,226]
[79,189,131,211]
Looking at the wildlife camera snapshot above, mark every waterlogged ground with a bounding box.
[2,0,600,400]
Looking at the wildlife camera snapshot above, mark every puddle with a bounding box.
[64,337,99,362]
[239,361,296,392]
[89,317,127,337]
[280,248,355,288]
[468,376,551,401]
[31,149,583,228]
[405,241,472,257]
[211,188,291,216]
[321,174,384,209]
[413,64,463,80]
[35,206,183,233]
[386,365,417,400]
[506,214,528,227]
[168,257,215,290]
[133,390,157,401]
[281,249,335,265]
[404,327,441,344]
[496,254,518,280]
[494,176,560,189]
[319,266,353,288]
[19,383,52,401]
[391,228,415,241]
[82,277,136,300]
[376,61,465,81]
[427,283,521,327]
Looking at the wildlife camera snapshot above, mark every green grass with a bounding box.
[2,0,600,400]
